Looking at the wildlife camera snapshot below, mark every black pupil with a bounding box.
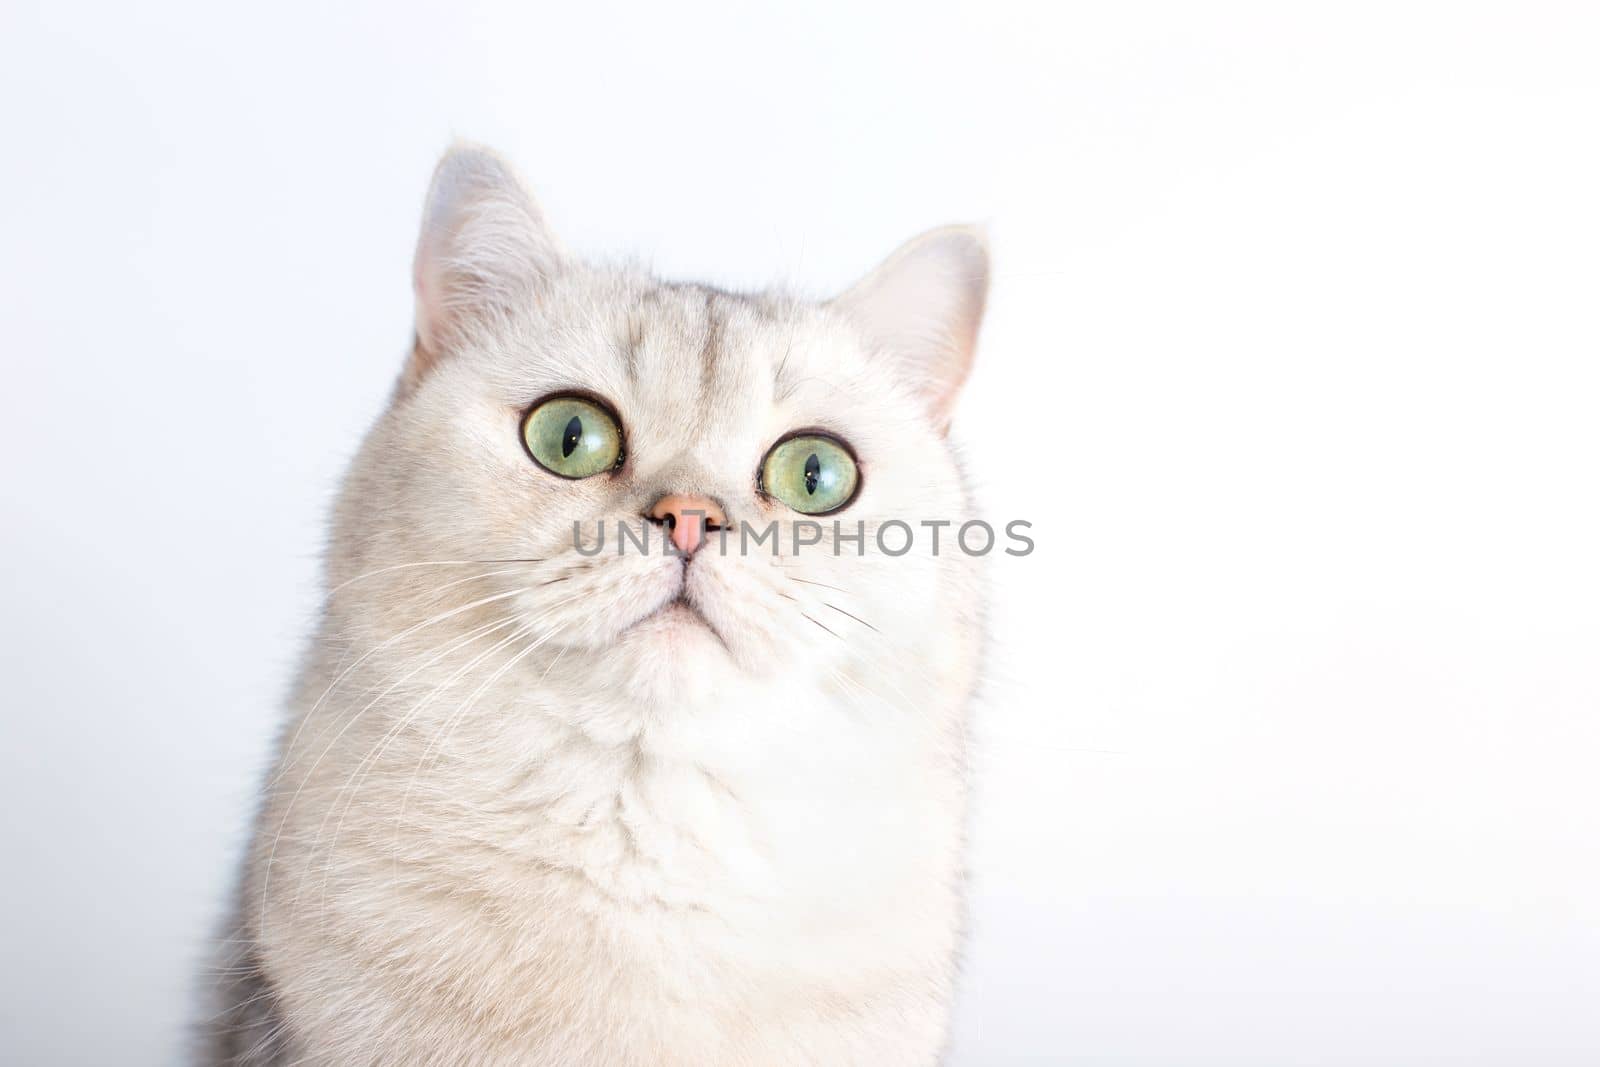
[562,415,583,458]
[803,452,821,495]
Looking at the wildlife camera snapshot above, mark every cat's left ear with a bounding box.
[834,225,990,432]
[405,144,565,392]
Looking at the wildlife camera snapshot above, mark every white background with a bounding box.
[2,2,1597,1063]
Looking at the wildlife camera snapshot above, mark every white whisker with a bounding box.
[305,619,539,908]
[257,584,532,936]
[273,585,530,787]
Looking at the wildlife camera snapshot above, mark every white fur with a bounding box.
[232,145,989,1065]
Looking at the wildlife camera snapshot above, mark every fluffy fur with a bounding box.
[205,145,989,1065]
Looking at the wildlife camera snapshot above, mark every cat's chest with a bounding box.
[469,678,951,934]
[274,670,967,1062]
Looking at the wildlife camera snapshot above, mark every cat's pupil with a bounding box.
[562,416,583,458]
[803,452,820,495]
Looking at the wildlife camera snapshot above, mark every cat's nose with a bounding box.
[645,493,726,555]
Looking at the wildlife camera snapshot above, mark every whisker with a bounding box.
[389,619,575,865]
[406,601,578,780]
[778,575,879,634]
[273,586,530,787]
[325,559,546,599]
[306,619,541,908]
[257,585,532,935]
[294,614,528,869]
[786,575,853,596]
[821,601,880,633]
[800,612,841,639]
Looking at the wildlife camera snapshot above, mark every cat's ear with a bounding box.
[406,144,564,391]
[834,225,990,432]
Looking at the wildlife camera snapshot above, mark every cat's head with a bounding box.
[329,145,988,707]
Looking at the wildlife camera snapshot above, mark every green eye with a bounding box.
[760,433,859,514]
[521,395,623,479]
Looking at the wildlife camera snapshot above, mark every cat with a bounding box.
[204,143,990,1066]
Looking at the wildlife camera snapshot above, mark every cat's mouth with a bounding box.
[630,590,727,649]
[651,593,713,628]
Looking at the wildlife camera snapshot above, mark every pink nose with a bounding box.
[646,493,726,555]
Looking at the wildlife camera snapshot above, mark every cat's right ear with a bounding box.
[405,144,564,393]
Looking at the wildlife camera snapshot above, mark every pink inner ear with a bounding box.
[412,256,434,349]
[402,145,563,392]
[400,237,446,395]
[835,225,991,429]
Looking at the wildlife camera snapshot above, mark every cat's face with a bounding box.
[329,146,988,711]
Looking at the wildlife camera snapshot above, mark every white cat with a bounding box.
[206,144,990,1066]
